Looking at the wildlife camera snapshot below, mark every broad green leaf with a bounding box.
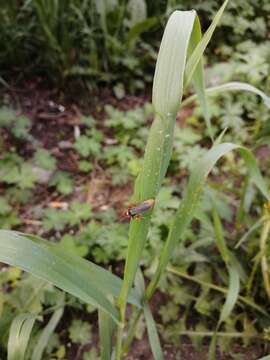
[147,143,269,298]
[0,231,141,323]
[152,10,196,116]
[23,233,140,307]
[219,264,240,324]
[8,313,36,360]
[181,81,270,109]
[31,305,64,360]
[258,356,270,360]
[184,0,229,87]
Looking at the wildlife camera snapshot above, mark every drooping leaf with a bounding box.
[147,142,269,298]
[181,81,270,109]
[0,231,140,324]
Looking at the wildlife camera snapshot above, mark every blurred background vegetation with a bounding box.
[1,0,269,91]
[0,1,270,359]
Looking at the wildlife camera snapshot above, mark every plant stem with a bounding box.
[174,330,262,339]
[115,323,124,360]
[115,303,126,360]
[260,218,270,302]
[122,310,142,355]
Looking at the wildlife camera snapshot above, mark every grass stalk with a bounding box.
[175,330,263,339]
[115,10,196,357]
[260,217,270,303]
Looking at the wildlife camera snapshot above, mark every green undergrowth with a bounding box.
[1,83,270,358]
[1,1,270,359]
[1,0,269,92]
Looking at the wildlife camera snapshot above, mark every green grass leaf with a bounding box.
[7,313,36,360]
[0,231,140,324]
[184,0,229,88]
[181,81,270,109]
[152,10,195,116]
[135,269,163,360]
[212,207,230,264]
[31,305,64,360]
[118,9,196,314]
[144,303,164,360]
[98,307,115,360]
[219,264,240,325]
[188,15,212,139]
[147,142,269,298]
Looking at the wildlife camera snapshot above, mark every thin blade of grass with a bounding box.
[144,303,164,360]
[0,231,121,323]
[208,331,217,360]
[219,264,240,325]
[181,81,270,109]
[184,0,229,88]
[99,306,115,360]
[146,143,269,298]
[167,266,268,316]
[31,304,64,360]
[8,313,36,360]
[209,263,240,359]
[188,15,212,139]
[134,269,164,360]
[235,217,264,249]
[212,207,230,264]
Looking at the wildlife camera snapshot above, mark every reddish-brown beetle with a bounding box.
[123,199,155,220]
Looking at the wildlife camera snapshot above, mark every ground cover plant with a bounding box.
[1,0,269,92]
[1,1,270,359]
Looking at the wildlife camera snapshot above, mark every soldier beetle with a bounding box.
[122,199,155,221]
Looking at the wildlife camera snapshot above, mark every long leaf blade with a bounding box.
[152,10,196,115]
[144,303,164,360]
[8,313,36,360]
[31,306,64,360]
[188,15,212,139]
[147,143,269,298]
[181,81,270,109]
[23,233,140,307]
[219,264,240,324]
[118,9,196,310]
[0,231,120,323]
[185,0,229,87]
[98,307,115,360]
